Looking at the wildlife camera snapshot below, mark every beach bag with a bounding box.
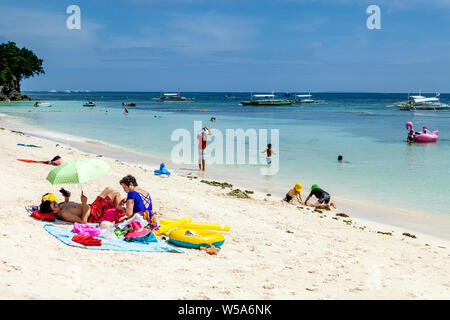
[142,210,159,231]
[42,193,59,204]
[98,207,126,225]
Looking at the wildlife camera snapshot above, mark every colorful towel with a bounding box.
[43,224,184,253]
[17,143,41,148]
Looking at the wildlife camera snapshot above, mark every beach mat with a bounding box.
[43,224,184,253]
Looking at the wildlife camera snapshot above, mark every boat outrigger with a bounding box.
[241,93,293,106]
[152,92,194,102]
[83,101,95,107]
[122,102,136,107]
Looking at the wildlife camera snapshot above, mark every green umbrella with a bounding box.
[46,159,110,187]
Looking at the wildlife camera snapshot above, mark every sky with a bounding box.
[1,0,450,92]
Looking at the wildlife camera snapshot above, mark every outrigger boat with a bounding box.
[388,93,450,111]
[34,101,52,107]
[152,92,194,102]
[241,93,293,106]
[293,93,326,104]
[122,102,136,107]
[83,101,96,107]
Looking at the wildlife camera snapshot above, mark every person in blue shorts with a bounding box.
[261,144,275,165]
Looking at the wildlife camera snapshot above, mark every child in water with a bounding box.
[261,144,276,165]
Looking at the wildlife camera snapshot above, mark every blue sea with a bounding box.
[1,91,450,233]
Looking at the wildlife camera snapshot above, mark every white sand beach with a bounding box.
[0,121,449,300]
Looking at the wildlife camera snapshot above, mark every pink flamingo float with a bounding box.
[406,122,439,143]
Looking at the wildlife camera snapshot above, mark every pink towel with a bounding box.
[72,223,101,236]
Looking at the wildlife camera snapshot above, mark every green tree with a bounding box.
[0,41,44,99]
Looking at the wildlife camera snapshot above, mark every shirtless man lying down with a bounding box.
[39,187,121,224]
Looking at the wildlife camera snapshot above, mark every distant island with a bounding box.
[0,41,44,101]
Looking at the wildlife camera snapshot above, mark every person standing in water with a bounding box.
[197,126,212,171]
[261,144,276,165]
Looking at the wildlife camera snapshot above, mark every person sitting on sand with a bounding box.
[119,175,158,230]
[304,184,336,210]
[39,187,121,224]
[283,183,304,204]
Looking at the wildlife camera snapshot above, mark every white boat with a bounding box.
[34,101,52,107]
[389,93,450,111]
[152,92,194,101]
[293,93,326,104]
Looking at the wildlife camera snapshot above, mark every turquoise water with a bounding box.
[2,91,450,218]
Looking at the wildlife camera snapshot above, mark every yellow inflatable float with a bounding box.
[157,218,229,249]
[168,228,225,249]
[153,217,192,236]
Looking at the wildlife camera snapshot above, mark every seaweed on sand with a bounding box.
[227,189,251,199]
[201,180,233,189]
